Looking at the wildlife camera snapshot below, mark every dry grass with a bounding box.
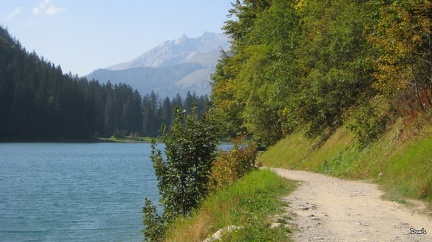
[164,210,212,242]
[163,170,296,241]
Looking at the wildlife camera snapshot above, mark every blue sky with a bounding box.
[0,0,233,76]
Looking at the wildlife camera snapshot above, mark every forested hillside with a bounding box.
[211,0,431,146]
[0,26,209,141]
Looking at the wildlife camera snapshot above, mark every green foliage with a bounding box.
[142,199,164,242]
[211,50,246,138]
[367,0,432,99]
[294,0,376,138]
[209,136,259,191]
[164,169,295,242]
[213,0,300,145]
[212,0,381,145]
[223,0,272,46]
[346,99,390,146]
[142,106,220,241]
[213,0,431,146]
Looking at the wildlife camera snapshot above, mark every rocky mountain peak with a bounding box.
[87,32,230,98]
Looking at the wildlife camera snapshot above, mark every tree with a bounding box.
[0,26,166,140]
[160,97,172,126]
[211,49,246,138]
[223,0,272,46]
[292,0,377,138]
[184,91,194,113]
[367,0,432,111]
[142,91,161,137]
[142,105,220,241]
[212,0,300,145]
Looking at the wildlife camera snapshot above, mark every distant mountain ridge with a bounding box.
[87,32,230,98]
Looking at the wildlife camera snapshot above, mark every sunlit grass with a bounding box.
[163,169,296,242]
[260,119,432,208]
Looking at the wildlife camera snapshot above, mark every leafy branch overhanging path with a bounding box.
[272,168,432,241]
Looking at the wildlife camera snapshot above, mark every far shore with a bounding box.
[0,136,233,145]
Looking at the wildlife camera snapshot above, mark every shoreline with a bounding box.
[0,137,233,144]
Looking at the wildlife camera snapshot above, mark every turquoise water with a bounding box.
[0,143,159,242]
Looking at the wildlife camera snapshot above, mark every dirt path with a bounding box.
[272,168,432,242]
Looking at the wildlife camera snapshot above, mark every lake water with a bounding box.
[0,143,160,242]
[0,142,233,241]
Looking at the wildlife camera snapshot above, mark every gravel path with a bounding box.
[272,168,432,242]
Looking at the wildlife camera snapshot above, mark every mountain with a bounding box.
[87,32,230,98]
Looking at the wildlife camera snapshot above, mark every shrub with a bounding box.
[142,106,220,241]
[209,136,259,191]
[346,101,390,146]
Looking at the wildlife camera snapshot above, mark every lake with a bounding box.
[0,142,160,242]
[0,142,233,241]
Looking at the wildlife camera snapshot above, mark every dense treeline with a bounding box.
[211,0,432,146]
[0,26,209,141]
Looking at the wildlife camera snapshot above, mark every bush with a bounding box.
[346,101,390,146]
[209,136,259,191]
[142,106,220,241]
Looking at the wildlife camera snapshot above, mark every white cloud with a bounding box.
[33,0,47,15]
[33,0,67,16]
[45,6,67,15]
[2,7,23,21]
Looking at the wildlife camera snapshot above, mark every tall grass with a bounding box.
[260,119,432,207]
[163,169,296,241]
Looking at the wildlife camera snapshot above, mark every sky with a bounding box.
[0,0,233,76]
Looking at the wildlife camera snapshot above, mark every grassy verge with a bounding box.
[259,119,432,209]
[163,169,297,241]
